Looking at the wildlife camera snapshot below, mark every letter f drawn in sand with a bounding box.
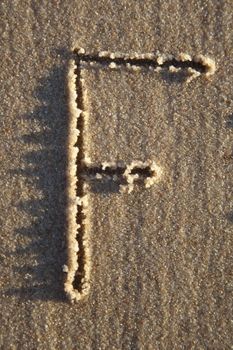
[64,48,215,303]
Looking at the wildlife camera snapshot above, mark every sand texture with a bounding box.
[0,1,233,349]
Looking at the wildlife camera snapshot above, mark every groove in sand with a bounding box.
[64,48,215,303]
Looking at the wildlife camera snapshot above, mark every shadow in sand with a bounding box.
[226,212,233,223]
[5,49,72,302]
[226,115,233,129]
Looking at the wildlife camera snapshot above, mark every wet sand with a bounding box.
[0,1,232,349]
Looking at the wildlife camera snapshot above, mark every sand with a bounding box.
[0,1,233,349]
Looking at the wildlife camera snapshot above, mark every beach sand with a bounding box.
[0,1,232,349]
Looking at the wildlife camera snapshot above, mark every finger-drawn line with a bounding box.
[74,48,216,79]
[64,55,92,301]
[64,48,215,303]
